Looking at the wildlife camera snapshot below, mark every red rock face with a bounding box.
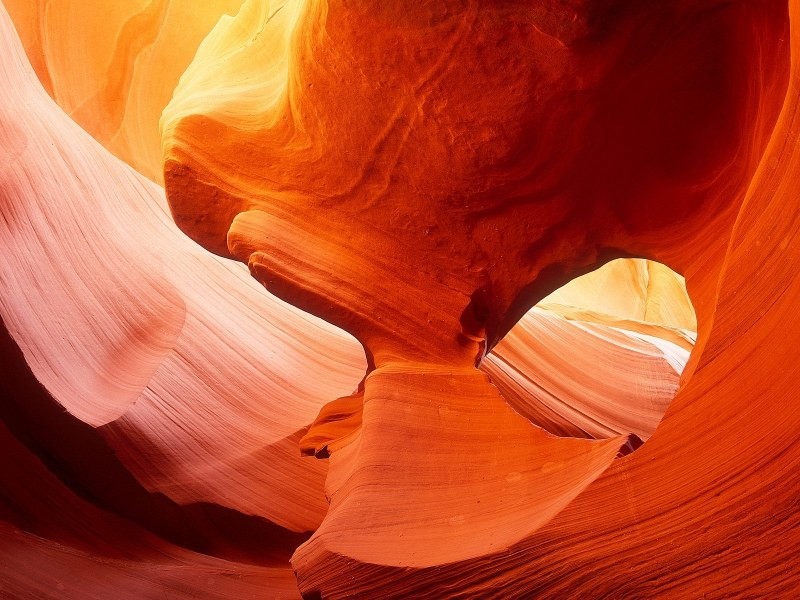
[163,0,786,356]
[1,0,799,597]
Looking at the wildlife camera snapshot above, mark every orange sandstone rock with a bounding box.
[164,0,784,362]
[0,0,797,597]
[161,0,794,597]
[485,306,689,440]
[0,0,367,535]
[0,8,688,595]
[2,0,246,182]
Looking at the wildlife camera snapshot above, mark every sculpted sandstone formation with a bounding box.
[2,0,247,182]
[0,0,798,598]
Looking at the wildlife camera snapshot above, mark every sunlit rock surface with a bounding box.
[0,0,370,536]
[1,0,799,597]
[2,0,246,183]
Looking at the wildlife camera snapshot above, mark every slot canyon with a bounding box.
[0,1,799,598]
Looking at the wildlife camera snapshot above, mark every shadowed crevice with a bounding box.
[0,314,309,566]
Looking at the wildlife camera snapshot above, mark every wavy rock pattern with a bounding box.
[1,0,799,598]
[3,0,246,183]
[4,0,694,344]
[486,259,696,440]
[0,0,367,536]
[162,0,796,598]
[485,306,689,441]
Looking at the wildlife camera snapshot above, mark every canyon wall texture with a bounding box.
[0,0,798,598]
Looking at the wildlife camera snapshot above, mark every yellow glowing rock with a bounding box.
[3,0,246,182]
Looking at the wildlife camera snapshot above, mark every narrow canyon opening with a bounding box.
[483,258,696,454]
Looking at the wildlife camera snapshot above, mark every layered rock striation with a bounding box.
[1,0,798,598]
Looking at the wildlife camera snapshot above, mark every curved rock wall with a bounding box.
[0,0,798,598]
